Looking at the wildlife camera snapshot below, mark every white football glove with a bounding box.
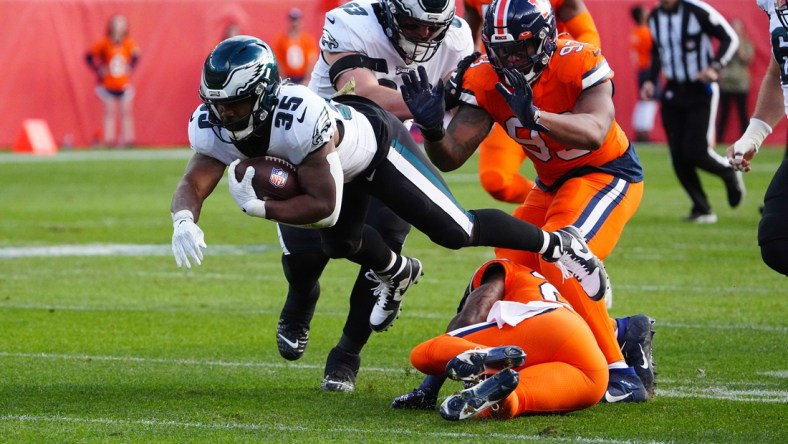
[171,209,206,269]
[728,118,772,173]
[228,159,267,218]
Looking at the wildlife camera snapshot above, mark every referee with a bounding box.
[641,0,742,223]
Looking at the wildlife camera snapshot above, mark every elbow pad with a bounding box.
[302,151,344,228]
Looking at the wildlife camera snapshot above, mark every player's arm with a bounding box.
[727,57,785,171]
[171,152,225,221]
[324,51,413,120]
[557,0,601,47]
[400,66,493,171]
[250,138,343,227]
[538,80,615,150]
[463,0,483,50]
[170,152,225,268]
[427,105,494,171]
[446,265,505,330]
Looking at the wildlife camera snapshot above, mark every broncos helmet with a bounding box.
[382,0,455,63]
[482,0,557,84]
[199,36,281,141]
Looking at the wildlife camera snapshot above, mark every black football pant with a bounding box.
[278,198,410,352]
[759,157,788,276]
[661,81,737,215]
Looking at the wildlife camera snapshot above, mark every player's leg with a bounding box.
[473,309,609,416]
[320,182,423,332]
[478,123,534,203]
[759,158,788,276]
[369,120,608,299]
[497,174,649,400]
[322,199,412,391]
[276,224,329,361]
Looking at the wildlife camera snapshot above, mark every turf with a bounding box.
[0,145,785,443]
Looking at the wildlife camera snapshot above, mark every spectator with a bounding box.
[85,14,140,148]
[717,18,755,143]
[272,8,319,85]
[641,0,742,224]
[629,5,657,143]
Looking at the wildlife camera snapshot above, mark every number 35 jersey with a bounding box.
[187,83,378,181]
[460,39,633,189]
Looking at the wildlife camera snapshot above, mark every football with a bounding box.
[234,156,300,200]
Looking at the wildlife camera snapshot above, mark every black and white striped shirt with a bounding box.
[647,0,739,84]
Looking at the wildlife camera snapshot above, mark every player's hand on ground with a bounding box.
[171,210,206,269]
[228,159,267,217]
[496,69,549,133]
[400,65,445,130]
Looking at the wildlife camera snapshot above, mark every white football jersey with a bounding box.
[188,83,378,181]
[757,0,788,115]
[308,0,474,98]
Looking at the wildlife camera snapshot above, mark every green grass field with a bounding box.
[0,145,785,443]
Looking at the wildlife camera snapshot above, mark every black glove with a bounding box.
[444,51,481,110]
[495,69,549,133]
[400,65,446,141]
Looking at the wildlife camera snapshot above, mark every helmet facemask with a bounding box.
[384,0,455,63]
[199,36,281,141]
[778,0,788,29]
[482,0,557,85]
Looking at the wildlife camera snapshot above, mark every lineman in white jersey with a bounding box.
[725,0,788,275]
[277,0,475,391]
[170,36,609,394]
[310,0,473,117]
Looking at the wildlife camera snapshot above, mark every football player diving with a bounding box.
[169,35,610,395]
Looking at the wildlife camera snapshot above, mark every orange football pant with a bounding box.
[478,123,535,204]
[410,307,608,416]
[496,173,644,366]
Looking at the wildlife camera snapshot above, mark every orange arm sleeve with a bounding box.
[562,10,600,48]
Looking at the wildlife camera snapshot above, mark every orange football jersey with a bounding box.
[88,36,139,92]
[470,259,571,306]
[460,39,630,187]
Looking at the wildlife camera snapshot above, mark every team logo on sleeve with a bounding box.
[321,30,339,50]
[312,107,333,147]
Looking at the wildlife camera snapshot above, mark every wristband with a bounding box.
[172,209,194,225]
[418,125,446,142]
[242,199,267,218]
[737,118,772,154]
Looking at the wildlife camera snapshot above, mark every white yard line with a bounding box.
[0,351,785,404]
[0,414,652,443]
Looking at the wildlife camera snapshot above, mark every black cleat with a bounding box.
[276,319,309,361]
[439,368,519,421]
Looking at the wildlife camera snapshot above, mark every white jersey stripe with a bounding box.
[385,148,474,236]
[575,178,627,238]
